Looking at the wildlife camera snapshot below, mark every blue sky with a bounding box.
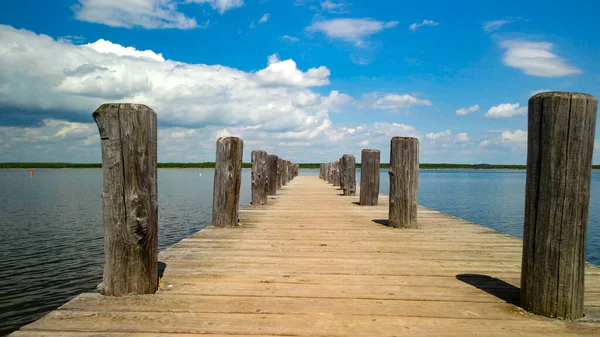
[0,0,598,164]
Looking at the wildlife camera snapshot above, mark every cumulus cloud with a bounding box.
[425,130,469,147]
[456,104,479,116]
[500,129,527,143]
[320,0,351,13]
[485,103,527,118]
[254,54,331,87]
[306,18,399,46]
[366,93,432,110]
[409,19,438,31]
[0,24,348,136]
[282,35,300,42]
[500,40,581,77]
[482,20,512,33]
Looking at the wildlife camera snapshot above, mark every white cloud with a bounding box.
[409,19,438,31]
[255,54,331,87]
[500,40,581,77]
[426,130,451,141]
[259,13,270,24]
[456,132,470,142]
[500,129,527,143]
[249,21,255,29]
[320,0,351,13]
[72,0,242,30]
[366,93,432,110]
[282,35,300,42]
[0,24,348,136]
[485,103,527,118]
[456,104,479,116]
[306,18,399,46]
[482,20,512,33]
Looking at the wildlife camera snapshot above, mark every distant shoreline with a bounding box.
[2,162,600,170]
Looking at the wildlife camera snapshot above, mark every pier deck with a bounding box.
[11,176,600,336]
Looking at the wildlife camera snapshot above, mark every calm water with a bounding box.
[0,168,599,335]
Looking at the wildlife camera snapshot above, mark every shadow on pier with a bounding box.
[456,274,520,305]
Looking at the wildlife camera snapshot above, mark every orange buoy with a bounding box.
[29,170,34,176]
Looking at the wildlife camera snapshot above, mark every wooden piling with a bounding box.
[282,160,289,186]
[266,155,278,196]
[212,137,243,227]
[319,164,324,180]
[520,92,598,319]
[340,154,356,196]
[277,158,284,189]
[360,149,380,206]
[251,150,268,206]
[389,137,419,229]
[92,103,158,296]
[332,160,340,187]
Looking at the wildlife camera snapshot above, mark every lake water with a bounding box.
[0,168,599,335]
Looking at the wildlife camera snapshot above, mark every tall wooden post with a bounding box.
[389,137,419,229]
[251,150,268,205]
[319,164,324,180]
[282,160,289,186]
[360,149,380,206]
[93,103,158,296]
[212,137,243,227]
[277,158,283,189]
[332,160,340,187]
[267,155,278,196]
[521,92,597,319]
[340,154,356,196]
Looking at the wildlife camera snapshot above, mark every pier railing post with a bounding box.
[340,154,356,196]
[389,137,419,228]
[267,154,278,195]
[212,137,243,227]
[332,160,340,187]
[277,158,283,190]
[521,92,597,319]
[251,150,268,205]
[360,149,380,206]
[93,103,158,296]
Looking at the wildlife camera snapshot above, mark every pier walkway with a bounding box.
[11,176,600,336]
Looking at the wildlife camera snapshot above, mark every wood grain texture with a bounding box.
[332,160,340,187]
[251,150,268,205]
[340,154,356,196]
[521,92,598,319]
[360,149,380,206]
[212,137,243,228]
[282,160,289,186]
[266,155,278,196]
[92,103,158,296]
[389,137,419,229]
[12,176,600,337]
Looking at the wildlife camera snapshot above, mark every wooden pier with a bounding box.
[10,176,600,337]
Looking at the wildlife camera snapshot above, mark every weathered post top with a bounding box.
[212,137,243,228]
[93,103,158,296]
[521,92,598,320]
[251,150,268,206]
[360,149,380,206]
[389,137,419,229]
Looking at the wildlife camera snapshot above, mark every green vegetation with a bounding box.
[3,162,600,170]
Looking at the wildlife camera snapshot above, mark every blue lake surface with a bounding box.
[0,168,599,335]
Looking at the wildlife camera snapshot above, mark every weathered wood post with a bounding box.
[332,160,340,187]
[277,158,283,189]
[212,137,243,227]
[325,162,331,183]
[389,137,419,229]
[360,149,380,206]
[340,154,356,196]
[251,150,268,205]
[319,164,324,180]
[520,92,597,320]
[93,103,158,296]
[282,160,289,186]
[267,154,278,196]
